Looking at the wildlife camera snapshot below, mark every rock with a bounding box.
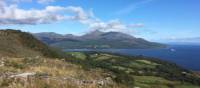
[97,80,104,86]
[35,56,40,59]
[10,72,36,78]
[134,87,140,88]
[0,61,4,67]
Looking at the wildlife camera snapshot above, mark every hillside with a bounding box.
[1,52,200,88]
[34,30,166,49]
[0,29,200,88]
[65,52,200,88]
[0,29,63,58]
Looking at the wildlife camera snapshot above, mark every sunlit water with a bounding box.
[64,45,200,71]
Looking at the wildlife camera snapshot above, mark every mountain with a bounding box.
[0,29,63,58]
[34,30,166,49]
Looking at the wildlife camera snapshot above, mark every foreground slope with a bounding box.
[0,52,200,88]
[34,30,165,49]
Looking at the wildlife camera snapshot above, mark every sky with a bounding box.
[0,0,200,42]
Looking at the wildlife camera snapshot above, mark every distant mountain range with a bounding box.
[34,30,166,49]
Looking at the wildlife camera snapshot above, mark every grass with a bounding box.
[134,76,200,88]
[134,76,177,88]
[136,60,160,66]
[175,85,200,88]
[65,52,200,88]
[0,57,125,88]
[66,52,87,60]
[0,29,65,58]
[0,52,200,88]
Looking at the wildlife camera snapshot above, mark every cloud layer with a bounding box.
[0,0,143,33]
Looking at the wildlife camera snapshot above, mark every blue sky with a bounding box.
[0,0,200,42]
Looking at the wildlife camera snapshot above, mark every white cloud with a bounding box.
[0,1,93,25]
[0,0,144,33]
[66,6,90,21]
[88,20,127,32]
[0,3,67,24]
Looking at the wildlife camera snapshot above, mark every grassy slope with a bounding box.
[0,52,200,88]
[0,57,124,88]
[0,29,64,58]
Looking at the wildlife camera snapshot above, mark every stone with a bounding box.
[10,72,36,78]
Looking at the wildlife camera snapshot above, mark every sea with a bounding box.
[64,45,200,71]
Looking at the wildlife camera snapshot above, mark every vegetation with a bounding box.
[0,57,124,88]
[1,52,200,88]
[0,29,65,58]
[65,52,200,88]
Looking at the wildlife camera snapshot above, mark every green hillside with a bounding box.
[0,29,64,58]
[64,52,200,88]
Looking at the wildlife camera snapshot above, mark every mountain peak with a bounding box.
[82,30,104,39]
[91,30,104,33]
[88,30,104,35]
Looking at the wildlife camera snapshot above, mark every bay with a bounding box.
[64,45,200,71]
